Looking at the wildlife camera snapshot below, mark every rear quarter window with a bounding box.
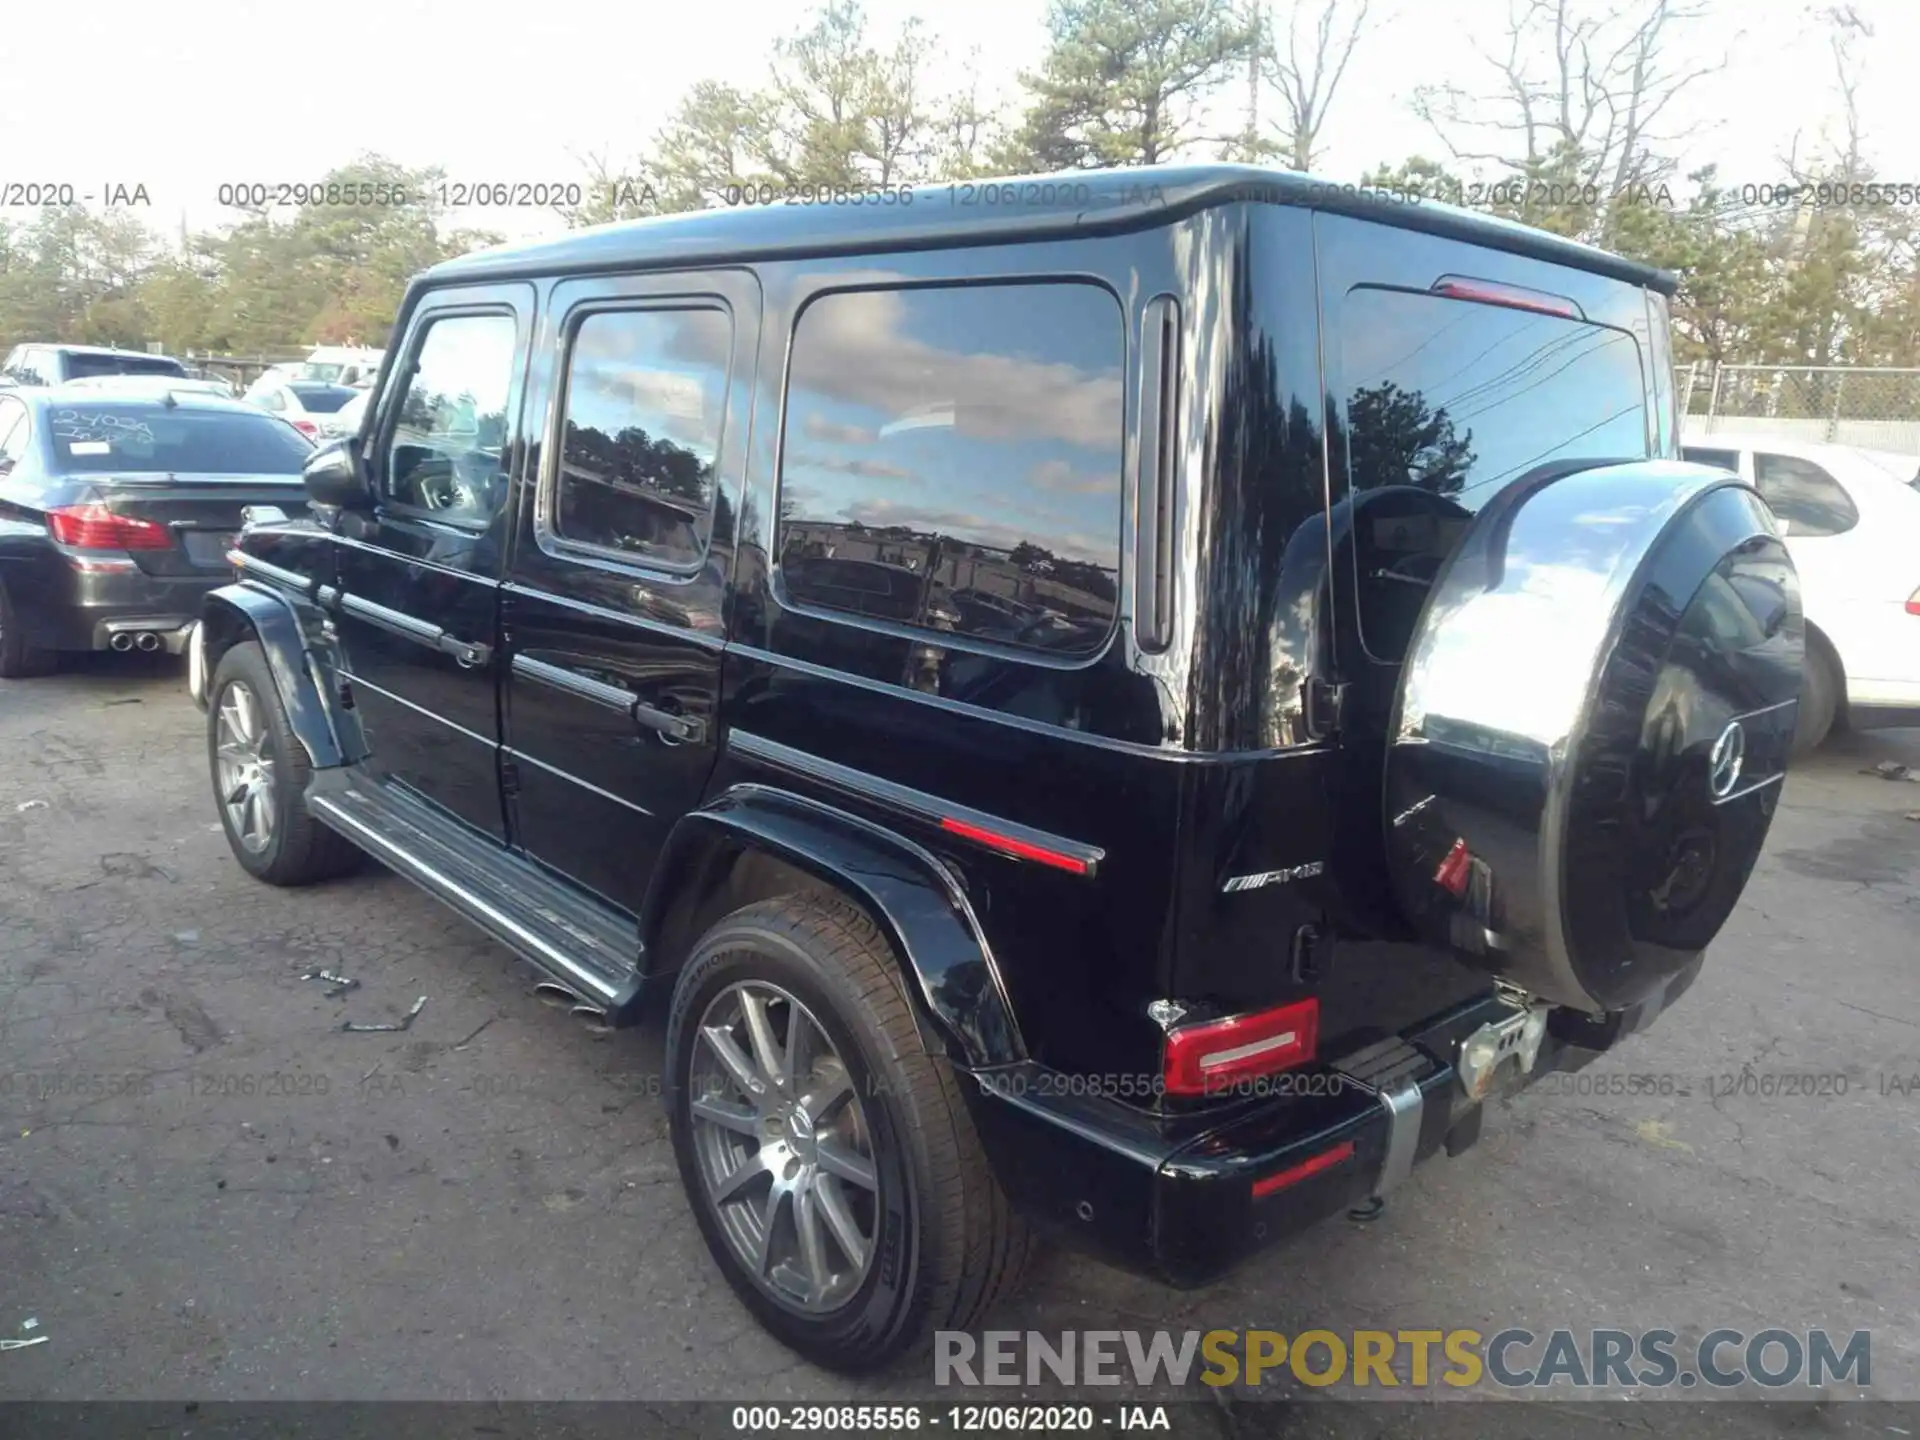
[775,281,1125,658]
[1752,452,1858,536]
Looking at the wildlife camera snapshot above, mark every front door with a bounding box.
[498,271,756,914]
[330,283,534,839]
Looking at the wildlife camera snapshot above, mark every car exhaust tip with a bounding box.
[109,633,135,652]
[533,981,583,1011]
[135,632,161,652]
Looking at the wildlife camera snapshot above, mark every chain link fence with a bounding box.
[1680,363,1920,454]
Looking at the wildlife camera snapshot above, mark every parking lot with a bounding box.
[2,653,1917,1412]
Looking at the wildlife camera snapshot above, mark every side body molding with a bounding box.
[639,784,1026,1070]
[198,580,358,770]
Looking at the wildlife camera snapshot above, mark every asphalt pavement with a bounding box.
[1,653,1916,1425]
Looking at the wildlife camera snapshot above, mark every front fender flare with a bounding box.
[640,784,1025,1070]
[199,581,349,770]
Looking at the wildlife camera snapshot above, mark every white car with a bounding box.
[243,375,361,441]
[312,387,370,442]
[1681,432,1920,750]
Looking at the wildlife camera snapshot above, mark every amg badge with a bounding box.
[1222,862,1325,893]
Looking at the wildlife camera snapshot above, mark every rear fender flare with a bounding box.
[199,581,351,770]
[639,784,1025,1070]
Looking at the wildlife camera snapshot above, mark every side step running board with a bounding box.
[305,770,647,1022]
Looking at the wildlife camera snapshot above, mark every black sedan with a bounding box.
[0,384,314,677]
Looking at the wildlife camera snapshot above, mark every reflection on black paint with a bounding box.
[1344,380,1476,497]
[1339,286,1646,513]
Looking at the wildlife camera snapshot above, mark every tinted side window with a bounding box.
[384,313,518,524]
[1683,446,1740,471]
[550,307,730,569]
[777,283,1125,656]
[1339,287,1648,513]
[1753,452,1858,536]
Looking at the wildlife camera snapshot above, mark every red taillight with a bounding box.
[1434,838,1472,896]
[1162,998,1319,1097]
[46,504,174,551]
[1906,587,1920,616]
[938,817,1091,875]
[1251,1139,1355,1198]
[1432,275,1583,320]
[291,419,318,437]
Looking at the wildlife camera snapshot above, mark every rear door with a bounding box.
[498,270,755,914]
[329,284,534,840]
[1308,210,1667,1037]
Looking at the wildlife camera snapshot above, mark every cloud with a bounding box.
[786,450,920,483]
[791,287,1124,450]
[1028,458,1119,495]
[803,413,876,445]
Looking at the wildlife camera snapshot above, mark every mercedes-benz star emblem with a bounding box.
[1708,721,1746,800]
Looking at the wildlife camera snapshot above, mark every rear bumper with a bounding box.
[19,562,221,654]
[963,960,1701,1287]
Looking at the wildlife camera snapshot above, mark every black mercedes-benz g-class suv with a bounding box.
[187,165,1803,1371]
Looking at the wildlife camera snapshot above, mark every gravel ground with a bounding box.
[2,653,1917,1424]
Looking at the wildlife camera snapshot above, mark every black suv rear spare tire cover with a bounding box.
[1384,461,1803,1013]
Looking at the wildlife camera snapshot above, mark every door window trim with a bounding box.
[532,293,736,580]
[373,299,527,531]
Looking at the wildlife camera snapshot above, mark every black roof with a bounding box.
[425,163,1677,295]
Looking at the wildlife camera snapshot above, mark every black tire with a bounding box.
[1791,637,1841,758]
[207,640,362,885]
[666,895,1032,1372]
[0,582,59,679]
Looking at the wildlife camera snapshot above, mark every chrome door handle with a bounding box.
[632,702,705,745]
[438,635,492,668]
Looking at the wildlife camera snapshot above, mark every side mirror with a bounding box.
[304,439,373,510]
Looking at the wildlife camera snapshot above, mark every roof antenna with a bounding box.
[162,390,179,409]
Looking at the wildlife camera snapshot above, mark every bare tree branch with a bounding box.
[1262,0,1372,170]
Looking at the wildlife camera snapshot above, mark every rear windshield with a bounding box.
[1338,287,1649,513]
[287,383,355,412]
[46,404,314,474]
[64,353,188,381]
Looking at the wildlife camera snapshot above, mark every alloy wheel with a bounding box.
[687,980,879,1314]
[214,681,278,854]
